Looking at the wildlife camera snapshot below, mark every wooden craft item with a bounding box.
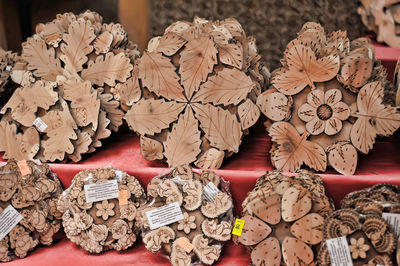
[124,17,269,169]
[257,22,400,175]
[233,170,333,266]
[0,159,63,262]
[394,57,400,107]
[57,167,146,253]
[141,165,233,266]
[0,10,139,162]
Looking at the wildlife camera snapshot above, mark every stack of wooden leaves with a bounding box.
[257,22,400,175]
[0,10,139,162]
[233,170,334,265]
[140,165,233,265]
[124,17,269,169]
[358,0,400,47]
[57,168,146,253]
[0,160,63,262]
[394,57,400,107]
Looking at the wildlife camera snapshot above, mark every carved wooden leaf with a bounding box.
[218,43,243,69]
[81,52,133,87]
[251,237,281,266]
[281,186,312,222]
[290,213,324,245]
[337,55,372,91]
[0,121,39,160]
[250,192,281,225]
[351,81,400,154]
[163,107,201,167]
[41,100,78,161]
[192,103,242,153]
[269,121,327,172]
[238,99,260,130]
[272,45,340,95]
[327,142,358,175]
[157,32,187,56]
[60,19,96,72]
[237,215,272,246]
[192,68,254,106]
[138,51,185,101]
[68,130,92,162]
[117,74,141,106]
[100,93,124,132]
[22,38,62,81]
[94,31,113,54]
[257,91,292,122]
[84,110,111,153]
[140,135,163,160]
[62,79,100,130]
[1,81,58,127]
[179,36,218,99]
[194,148,224,169]
[282,237,314,266]
[124,98,185,135]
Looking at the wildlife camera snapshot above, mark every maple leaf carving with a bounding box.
[22,38,62,81]
[191,68,255,106]
[138,51,185,101]
[272,45,340,95]
[179,36,218,99]
[60,18,96,72]
[269,121,327,172]
[81,52,133,87]
[351,81,400,154]
[163,107,201,167]
[192,103,242,153]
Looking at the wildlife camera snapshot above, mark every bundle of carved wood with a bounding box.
[0,10,139,162]
[394,57,400,107]
[0,160,63,262]
[233,170,334,265]
[358,0,400,47]
[257,22,400,175]
[124,17,269,169]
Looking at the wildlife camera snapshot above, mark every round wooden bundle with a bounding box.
[317,209,397,265]
[233,170,334,266]
[124,17,269,169]
[0,10,139,162]
[358,0,400,47]
[58,167,146,253]
[0,159,63,262]
[257,22,400,175]
[140,165,233,265]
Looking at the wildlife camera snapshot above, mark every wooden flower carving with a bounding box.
[141,165,233,265]
[0,160,63,262]
[257,22,400,175]
[0,10,140,162]
[124,17,269,169]
[58,168,146,253]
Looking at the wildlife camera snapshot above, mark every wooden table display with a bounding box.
[140,165,233,265]
[0,159,63,262]
[233,170,333,266]
[359,0,400,47]
[124,17,269,169]
[0,10,140,162]
[57,167,146,253]
[256,22,400,175]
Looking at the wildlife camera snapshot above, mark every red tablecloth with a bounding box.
[1,120,400,266]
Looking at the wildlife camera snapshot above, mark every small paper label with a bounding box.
[83,173,93,183]
[0,205,23,240]
[232,218,245,236]
[118,190,128,206]
[5,66,11,72]
[171,175,187,184]
[115,170,123,183]
[17,160,31,176]
[177,237,194,253]
[203,182,220,202]
[33,117,48,132]
[382,212,400,237]
[146,202,184,230]
[326,236,353,266]
[84,180,119,203]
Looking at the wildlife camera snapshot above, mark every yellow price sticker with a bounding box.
[232,218,245,236]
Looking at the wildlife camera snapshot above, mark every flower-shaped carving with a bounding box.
[95,200,115,220]
[120,202,137,221]
[349,237,370,259]
[298,89,350,135]
[177,212,196,234]
[124,17,268,169]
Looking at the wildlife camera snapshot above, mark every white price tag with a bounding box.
[146,202,184,230]
[33,117,48,132]
[84,180,119,203]
[203,182,220,202]
[326,236,353,266]
[382,212,400,237]
[0,205,23,240]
